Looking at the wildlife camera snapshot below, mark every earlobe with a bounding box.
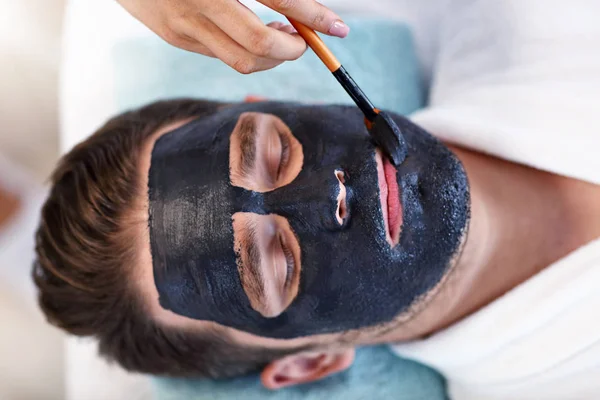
[260,348,355,390]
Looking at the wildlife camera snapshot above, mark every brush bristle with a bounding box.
[369,111,407,166]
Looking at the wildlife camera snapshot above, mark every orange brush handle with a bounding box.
[287,18,341,72]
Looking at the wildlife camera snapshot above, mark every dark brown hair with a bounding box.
[32,99,308,378]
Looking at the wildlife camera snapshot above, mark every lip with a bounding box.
[375,150,402,246]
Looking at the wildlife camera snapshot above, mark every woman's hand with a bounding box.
[117,0,349,74]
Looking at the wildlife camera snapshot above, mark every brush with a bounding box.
[287,18,406,166]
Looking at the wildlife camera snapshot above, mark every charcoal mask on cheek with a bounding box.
[149,103,470,339]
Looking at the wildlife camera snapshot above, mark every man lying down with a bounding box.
[33,99,600,395]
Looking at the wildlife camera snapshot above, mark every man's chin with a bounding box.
[362,232,469,344]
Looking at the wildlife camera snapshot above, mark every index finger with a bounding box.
[257,0,350,38]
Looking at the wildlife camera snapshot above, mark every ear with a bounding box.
[244,95,268,103]
[260,348,355,390]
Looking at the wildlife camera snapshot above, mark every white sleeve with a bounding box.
[410,0,600,185]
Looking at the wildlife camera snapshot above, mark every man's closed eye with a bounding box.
[232,212,301,318]
[230,112,303,192]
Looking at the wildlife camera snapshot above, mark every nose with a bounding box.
[335,170,348,226]
[261,168,350,231]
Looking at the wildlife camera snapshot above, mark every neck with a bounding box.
[377,147,600,343]
[0,186,21,229]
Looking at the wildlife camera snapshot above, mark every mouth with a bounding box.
[376,150,402,246]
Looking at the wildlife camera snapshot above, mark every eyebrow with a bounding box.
[238,117,257,174]
[241,222,265,300]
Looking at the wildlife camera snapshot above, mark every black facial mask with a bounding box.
[149,102,469,339]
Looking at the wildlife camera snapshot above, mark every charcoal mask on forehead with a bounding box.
[148,102,470,339]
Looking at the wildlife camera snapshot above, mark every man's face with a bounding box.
[147,102,470,339]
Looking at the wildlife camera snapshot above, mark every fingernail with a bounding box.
[328,20,350,38]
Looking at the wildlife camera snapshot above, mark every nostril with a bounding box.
[337,196,347,223]
[335,170,347,225]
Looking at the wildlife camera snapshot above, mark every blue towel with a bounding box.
[111,13,444,400]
